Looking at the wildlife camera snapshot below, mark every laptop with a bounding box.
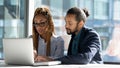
[3,38,61,66]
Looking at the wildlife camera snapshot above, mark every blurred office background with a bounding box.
[0,0,120,63]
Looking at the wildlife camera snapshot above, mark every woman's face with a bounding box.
[34,14,48,36]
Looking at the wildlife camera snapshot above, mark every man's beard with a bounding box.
[66,23,79,35]
[66,27,78,35]
[66,29,72,35]
[66,29,78,35]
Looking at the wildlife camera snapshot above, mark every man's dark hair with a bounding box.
[66,7,89,23]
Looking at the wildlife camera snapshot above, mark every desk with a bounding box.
[1,60,120,68]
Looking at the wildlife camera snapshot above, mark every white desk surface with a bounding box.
[1,60,120,68]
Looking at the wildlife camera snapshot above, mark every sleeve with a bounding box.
[51,37,64,59]
[55,31,101,64]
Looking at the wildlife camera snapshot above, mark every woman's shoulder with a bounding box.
[51,35,64,47]
[51,34,64,42]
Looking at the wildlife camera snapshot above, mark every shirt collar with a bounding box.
[39,35,44,41]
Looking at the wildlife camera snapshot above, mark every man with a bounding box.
[56,7,103,64]
[36,7,103,64]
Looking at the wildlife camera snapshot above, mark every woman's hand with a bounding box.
[34,50,37,59]
[35,56,53,62]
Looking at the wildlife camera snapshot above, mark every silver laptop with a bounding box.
[3,38,61,66]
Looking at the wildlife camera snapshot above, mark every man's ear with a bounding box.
[78,20,84,26]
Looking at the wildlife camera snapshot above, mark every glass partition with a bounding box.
[0,0,27,59]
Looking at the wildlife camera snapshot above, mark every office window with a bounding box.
[34,0,42,9]
[0,0,27,59]
[70,0,78,7]
[103,24,120,63]
[42,0,49,6]
[63,0,78,16]
[0,0,4,59]
[10,0,19,5]
[0,22,3,38]
[50,0,63,35]
[49,0,63,17]
[4,0,25,38]
[94,0,109,19]
[101,37,109,51]
[79,0,93,19]
[0,0,3,5]
[93,27,110,50]
[113,0,120,20]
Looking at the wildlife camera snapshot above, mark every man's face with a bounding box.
[65,14,78,35]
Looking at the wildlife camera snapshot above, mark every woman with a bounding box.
[32,7,64,62]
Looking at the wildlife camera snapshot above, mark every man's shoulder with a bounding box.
[82,26,100,38]
[83,26,97,34]
[83,26,94,31]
